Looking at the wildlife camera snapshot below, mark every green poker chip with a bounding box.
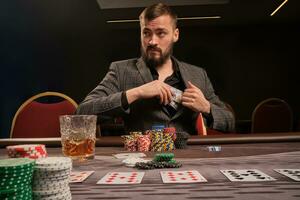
[0,185,31,195]
[0,158,35,170]
[0,158,34,199]
[153,153,174,162]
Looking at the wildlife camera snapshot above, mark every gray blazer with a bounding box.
[76,57,235,134]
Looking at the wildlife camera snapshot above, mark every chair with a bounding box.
[251,98,293,133]
[10,91,78,138]
[196,102,235,135]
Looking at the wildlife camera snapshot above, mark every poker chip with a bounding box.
[32,157,72,200]
[122,128,177,152]
[174,132,190,149]
[0,158,35,200]
[135,161,182,170]
[163,127,177,141]
[6,144,48,159]
[153,153,174,162]
[35,157,72,171]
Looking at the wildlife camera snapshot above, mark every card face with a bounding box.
[274,169,300,181]
[221,169,276,182]
[160,170,207,183]
[170,87,182,103]
[113,153,146,159]
[97,172,145,184]
[70,171,94,183]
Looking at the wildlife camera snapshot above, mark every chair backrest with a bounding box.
[251,98,293,133]
[10,92,78,138]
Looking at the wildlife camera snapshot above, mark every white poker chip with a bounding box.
[33,190,72,200]
[33,185,70,195]
[35,157,72,171]
[32,156,72,199]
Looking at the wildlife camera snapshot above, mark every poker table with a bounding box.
[1,132,300,200]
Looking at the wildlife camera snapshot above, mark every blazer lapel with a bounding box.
[171,57,190,120]
[174,57,189,88]
[136,58,153,83]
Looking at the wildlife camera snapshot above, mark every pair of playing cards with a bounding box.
[169,87,183,110]
[96,170,207,184]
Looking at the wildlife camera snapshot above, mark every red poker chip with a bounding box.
[6,144,48,159]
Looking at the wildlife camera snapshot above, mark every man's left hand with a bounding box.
[181,81,211,113]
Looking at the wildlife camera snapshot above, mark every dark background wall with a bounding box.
[1,0,299,138]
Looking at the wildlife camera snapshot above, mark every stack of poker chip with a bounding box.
[163,127,177,141]
[150,130,164,151]
[174,131,190,149]
[122,132,142,151]
[137,135,151,151]
[6,144,48,159]
[32,157,72,200]
[0,158,35,200]
[151,130,175,151]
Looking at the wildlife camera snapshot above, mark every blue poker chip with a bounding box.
[152,124,165,131]
[207,146,221,152]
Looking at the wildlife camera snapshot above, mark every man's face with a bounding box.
[140,15,179,67]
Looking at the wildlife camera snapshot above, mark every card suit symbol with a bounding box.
[178,173,184,175]
[120,176,126,179]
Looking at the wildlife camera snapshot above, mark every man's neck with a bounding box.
[156,58,173,81]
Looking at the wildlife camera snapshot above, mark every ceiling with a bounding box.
[96,0,299,27]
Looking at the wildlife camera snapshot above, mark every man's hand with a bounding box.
[126,80,173,105]
[182,81,211,113]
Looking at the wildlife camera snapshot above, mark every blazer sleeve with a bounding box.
[202,70,235,132]
[76,62,130,116]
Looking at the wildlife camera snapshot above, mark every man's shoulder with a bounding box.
[175,58,206,73]
[111,58,139,67]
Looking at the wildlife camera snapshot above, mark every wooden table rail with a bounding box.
[1,132,300,147]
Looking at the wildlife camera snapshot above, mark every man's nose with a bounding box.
[149,35,158,46]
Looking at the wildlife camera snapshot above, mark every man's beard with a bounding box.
[141,43,173,68]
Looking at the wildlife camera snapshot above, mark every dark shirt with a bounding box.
[121,59,186,117]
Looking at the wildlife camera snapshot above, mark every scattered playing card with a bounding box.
[70,171,94,183]
[221,169,276,182]
[274,169,300,181]
[160,170,207,183]
[113,153,146,159]
[97,172,145,184]
[122,157,149,167]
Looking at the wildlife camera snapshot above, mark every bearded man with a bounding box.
[76,3,234,134]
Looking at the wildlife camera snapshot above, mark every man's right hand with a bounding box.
[126,80,173,105]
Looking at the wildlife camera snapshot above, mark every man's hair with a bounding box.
[139,3,177,29]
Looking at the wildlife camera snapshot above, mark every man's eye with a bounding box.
[143,32,151,37]
[157,32,166,37]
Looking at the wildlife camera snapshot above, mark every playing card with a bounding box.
[221,169,276,182]
[170,87,182,103]
[70,171,94,183]
[274,169,300,181]
[160,170,207,183]
[97,172,145,184]
[113,153,146,159]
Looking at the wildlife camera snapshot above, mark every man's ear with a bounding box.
[173,28,179,42]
